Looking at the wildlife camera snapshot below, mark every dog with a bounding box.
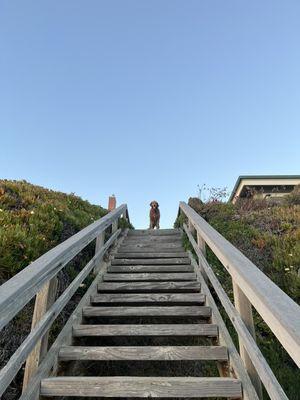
[149,201,160,229]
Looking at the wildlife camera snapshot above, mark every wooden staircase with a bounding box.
[1,202,299,400]
[40,229,242,398]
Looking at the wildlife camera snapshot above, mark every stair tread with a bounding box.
[72,324,218,337]
[59,345,228,361]
[98,281,201,293]
[41,376,241,398]
[107,265,194,272]
[83,305,211,317]
[128,229,181,235]
[112,258,191,265]
[91,293,205,304]
[115,252,188,258]
[103,272,197,282]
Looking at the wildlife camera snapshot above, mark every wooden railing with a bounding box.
[0,204,129,397]
[179,201,300,400]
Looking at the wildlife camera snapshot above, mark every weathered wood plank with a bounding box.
[90,293,205,305]
[19,232,128,400]
[187,252,260,400]
[97,281,201,293]
[59,345,228,361]
[186,247,288,400]
[115,252,187,258]
[102,272,197,281]
[83,305,211,317]
[119,242,184,250]
[0,230,121,397]
[111,258,190,265]
[123,237,182,244]
[0,205,127,331]
[180,201,300,367]
[72,323,218,337]
[128,229,181,236]
[233,282,262,398]
[107,265,194,273]
[41,376,242,398]
[22,277,58,392]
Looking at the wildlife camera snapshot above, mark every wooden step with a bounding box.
[123,237,182,244]
[90,293,205,305]
[83,306,211,318]
[119,243,184,250]
[73,324,218,337]
[41,376,241,398]
[115,252,187,259]
[107,265,194,273]
[98,281,201,293]
[111,258,190,265]
[59,345,228,361]
[102,272,197,282]
[127,229,181,236]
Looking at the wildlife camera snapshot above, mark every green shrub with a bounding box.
[0,180,107,283]
[285,184,300,205]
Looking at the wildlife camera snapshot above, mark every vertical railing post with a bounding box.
[197,231,206,257]
[188,219,196,237]
[93,230,105,274]
[22,277,58,392]
[233,283,263,399]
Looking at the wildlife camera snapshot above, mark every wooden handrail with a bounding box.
[0,229,121,396]
[184,224,288,400]
[179,201,300,368]
[0,204,127,330]
[0,204,129,396]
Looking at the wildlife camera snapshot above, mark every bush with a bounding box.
[285,185,300,205]
[0,180,107,283]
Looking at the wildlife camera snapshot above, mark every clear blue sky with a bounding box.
[1,1,299,228]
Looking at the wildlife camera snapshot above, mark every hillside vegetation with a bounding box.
[176,189,300,399]
[0,180,107,284]
[0,180,111,399]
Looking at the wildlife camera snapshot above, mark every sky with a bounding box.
[1,1,300,228]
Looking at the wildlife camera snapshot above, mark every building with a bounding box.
[229,175,300,204]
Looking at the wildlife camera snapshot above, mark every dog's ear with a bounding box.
[150,202,153,207]
[156,202,159,208]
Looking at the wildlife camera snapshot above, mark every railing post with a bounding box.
[22,277,58,392]
[188,219,196,237]
[197,231,206,257]
[93,231,105,274]
[233,283,263,399]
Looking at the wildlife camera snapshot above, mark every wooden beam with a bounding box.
[40,376,242,398]
[93,231,105,274]
[233,283,263,399]
[180,201,300,368]
[82,305,212,317]
[187,254,259,400]
[107,264,194,272]
[19,231,127,400]
[73,323,218,337]
[0,230,121,397]
[58,345,228,361]
[187,250,288,400]
[90,293,205,305]
[0,205,127,330]
[97,281,201,293]
[111,258,191,265]
[102,272,197,281]
[22,278,57,392]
